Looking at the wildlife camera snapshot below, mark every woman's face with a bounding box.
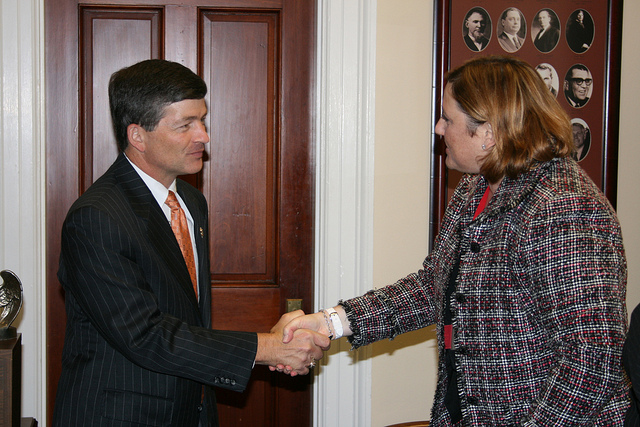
[434,84,490,174]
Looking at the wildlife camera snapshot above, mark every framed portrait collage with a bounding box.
[431,0,623,244]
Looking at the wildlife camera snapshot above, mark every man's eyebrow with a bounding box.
[177,113,208,123]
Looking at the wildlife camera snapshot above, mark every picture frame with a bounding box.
[430,0,623,247]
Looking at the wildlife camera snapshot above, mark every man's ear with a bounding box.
[127,124,146,153]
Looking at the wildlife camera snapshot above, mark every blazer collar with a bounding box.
[466,158,561,223]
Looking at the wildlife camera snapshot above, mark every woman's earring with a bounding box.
[482,144,486,151]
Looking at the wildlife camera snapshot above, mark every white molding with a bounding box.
[0,0,46,423]
[314,0,377,426]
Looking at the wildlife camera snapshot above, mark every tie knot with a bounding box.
[165,190,180,210]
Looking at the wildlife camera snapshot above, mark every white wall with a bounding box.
[0,0,46,423]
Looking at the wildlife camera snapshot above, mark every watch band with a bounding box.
[325,307,344,339]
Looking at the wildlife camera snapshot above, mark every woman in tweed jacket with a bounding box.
[281,56,630,425]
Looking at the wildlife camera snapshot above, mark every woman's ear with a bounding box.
[480,122,495,149]
[127,124,146,153]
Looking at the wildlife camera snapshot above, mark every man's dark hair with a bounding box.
[465,7,487,21]
[109,59,207,151]
[567,63,589,76]
[500,7,519,21]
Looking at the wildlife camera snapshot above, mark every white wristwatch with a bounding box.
[325,307,344,339]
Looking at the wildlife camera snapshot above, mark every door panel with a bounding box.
[202,11,277,281]
[46,1,315,425]
[80,7,164,189]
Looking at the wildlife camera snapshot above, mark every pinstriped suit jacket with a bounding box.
[53,154,258,427]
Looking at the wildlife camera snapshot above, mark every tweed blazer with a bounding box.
[53,154,258,427]
[342,157,629,426]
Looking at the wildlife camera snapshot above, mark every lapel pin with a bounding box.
[199,227,204,238]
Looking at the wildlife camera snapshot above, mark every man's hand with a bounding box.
[255,310,331,376]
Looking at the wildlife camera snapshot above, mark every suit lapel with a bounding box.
[113,155,201,312]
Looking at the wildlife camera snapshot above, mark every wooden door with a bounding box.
[45,1,316,425]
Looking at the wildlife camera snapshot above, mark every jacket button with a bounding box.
[456,293,466,303]
[197,404,203,412]
[468,396,479,405]
[231,379,236,386]
[457,346,468,355]
[470,242,480,253]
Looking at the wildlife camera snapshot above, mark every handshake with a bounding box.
[255,308,350,376]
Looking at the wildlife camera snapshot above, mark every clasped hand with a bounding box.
[265,310,331,376]
[256,310,330,376]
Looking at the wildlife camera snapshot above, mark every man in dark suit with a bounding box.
[53,59,329,427]
[498,8,525,52]
[533,9,559,52]
[564,64,593,108]
[463,8,489,52]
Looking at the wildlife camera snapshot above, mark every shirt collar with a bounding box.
[124,154,177,209]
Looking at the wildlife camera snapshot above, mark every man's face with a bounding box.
[537,68,553,91]
[567,69,592,101]
[133,98,209,187]
[573,124,586,148]
[466,12,486,39]
[538,11,551,29]
[502,10,521,35]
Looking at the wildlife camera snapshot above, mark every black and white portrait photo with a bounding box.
[497,7,526,53]
[532,9,560,53]
[536,63,559,97]
[564,64,593,108]
[571,118,591,161]
[463,7,491,52]
[566,9,594,53]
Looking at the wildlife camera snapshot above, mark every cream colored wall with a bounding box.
[618,1,640,318]
[372,1,640,426]
[372,1,435,425]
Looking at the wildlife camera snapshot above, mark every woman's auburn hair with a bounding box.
[446,55,574,183]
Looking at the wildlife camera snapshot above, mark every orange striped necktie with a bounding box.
[165,190,198,297]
